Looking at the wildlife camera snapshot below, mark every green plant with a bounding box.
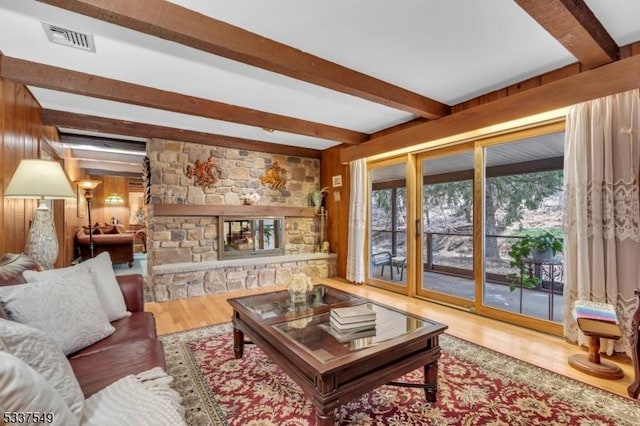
[506,230,563,291]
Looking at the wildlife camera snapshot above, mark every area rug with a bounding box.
[161,323,640,425]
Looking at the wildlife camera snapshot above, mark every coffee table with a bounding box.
[228,285,448,425]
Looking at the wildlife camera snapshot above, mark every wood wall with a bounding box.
[89,175,130,228]
[321,146,350,277]
[0,78,80,267]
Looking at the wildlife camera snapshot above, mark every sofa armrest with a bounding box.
[115,274,144,313]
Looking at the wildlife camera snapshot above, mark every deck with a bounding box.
[372,265,563,322]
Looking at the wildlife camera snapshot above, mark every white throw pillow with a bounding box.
[0,318,84,415]
[23,251,130,321]
[0,352,80,426]
[0,267,115,355]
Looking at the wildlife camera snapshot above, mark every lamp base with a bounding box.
[25,201,58,270]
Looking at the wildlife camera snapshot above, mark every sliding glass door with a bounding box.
[368,159,408,292]
[365,121,567,335]
[416,147,475,307]
[480,129,565,329]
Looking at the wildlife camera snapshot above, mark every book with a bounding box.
[330,304,376,324]
[330,310,376,326]
[318,323,377,342]
[573,300,622,338]
[329,316,376,332]
[573,301,618,323]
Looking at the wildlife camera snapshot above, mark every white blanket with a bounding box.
[81,367,186,426]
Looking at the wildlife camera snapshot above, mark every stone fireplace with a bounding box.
[146,139,337,301]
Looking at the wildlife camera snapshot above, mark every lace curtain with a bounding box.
[563,88,640,356]
[346,159,367,284]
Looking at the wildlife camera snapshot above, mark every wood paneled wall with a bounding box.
[89,175,130,228]
[321,146,349,278]
[0,78,79,267]
[1,79,43,258]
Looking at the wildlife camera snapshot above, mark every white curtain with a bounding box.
[346,159,367,283]
[563,88,640,356]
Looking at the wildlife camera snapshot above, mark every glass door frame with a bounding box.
[366,155,416,296]
[472,121,565,336]
[415,142,475,309]
[365,120,565,337]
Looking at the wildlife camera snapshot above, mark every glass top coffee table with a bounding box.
[228,285,448,425]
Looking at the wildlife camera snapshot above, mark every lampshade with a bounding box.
[105,193,125,204]
[4,159,75,269]
[75,179,102,192]
[5,159,75,199]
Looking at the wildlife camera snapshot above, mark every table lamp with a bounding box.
[4,159,76,269]
[75,179,102,258]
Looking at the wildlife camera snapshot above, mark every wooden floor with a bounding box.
[145,278,638,401]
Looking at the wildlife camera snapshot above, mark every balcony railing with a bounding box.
[371,230,564,293]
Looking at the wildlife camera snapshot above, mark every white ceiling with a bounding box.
[0,0,639,164]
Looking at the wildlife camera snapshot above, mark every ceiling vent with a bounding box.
[42,22,96,53]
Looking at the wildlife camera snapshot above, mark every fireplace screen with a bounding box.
[219,216,285,260]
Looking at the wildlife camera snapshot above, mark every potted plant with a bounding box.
[506,229,563,291]
[311,186,328,214]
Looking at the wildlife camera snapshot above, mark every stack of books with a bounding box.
[327,304,377,342]
[573,300,622,339]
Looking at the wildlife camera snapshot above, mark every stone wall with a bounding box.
[146,139,333,301]
[151,253,337,301]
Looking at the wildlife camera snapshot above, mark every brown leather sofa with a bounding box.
[76,227,134,267]
[0,254,165,398]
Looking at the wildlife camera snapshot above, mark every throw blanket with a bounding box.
[81,367,186,426]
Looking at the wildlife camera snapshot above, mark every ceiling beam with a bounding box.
[43,110,323,159]
[84,169,141,178]
[0,56,365,145]
[341,54,640,163]
[60,133,147,152]
[78,160,141,174]
[515,0,618,68]
[36,0,450,119]
[68,148,143,164]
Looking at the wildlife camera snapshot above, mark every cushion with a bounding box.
[0,267,115,355]
[23,251,130,321]
[0,319,84,415]
[0,352,80,426]
[0,252,42,286]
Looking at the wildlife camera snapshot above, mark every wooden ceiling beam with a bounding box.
[0,56,364,145]
[515,0,618,68]
[36,0,450,119]
[43,110,323,159]
[341,54,640,163]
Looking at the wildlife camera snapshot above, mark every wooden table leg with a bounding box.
[233,327,244,359]
[315,410,335,426]
[424,360,439,402]
[314,399,336,426]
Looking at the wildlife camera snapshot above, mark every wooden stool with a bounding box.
[568,301,624,380]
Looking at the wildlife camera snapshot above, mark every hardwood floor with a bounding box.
[145,278,638,400]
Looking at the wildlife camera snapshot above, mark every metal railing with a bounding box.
[371,230,564,292]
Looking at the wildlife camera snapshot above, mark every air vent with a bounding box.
[42,22,96,53]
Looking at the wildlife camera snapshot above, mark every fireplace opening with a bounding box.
[219,216,285,260]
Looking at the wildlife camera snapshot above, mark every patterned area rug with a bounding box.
[161,323,640,425]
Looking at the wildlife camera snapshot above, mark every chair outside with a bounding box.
[371,251,393,280]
